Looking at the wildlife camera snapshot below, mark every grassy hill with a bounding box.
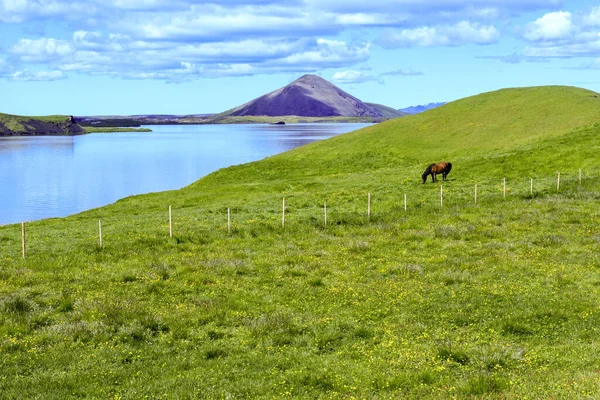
[0,113,86,136]
[365,102,408,119]
[1,86,600,398]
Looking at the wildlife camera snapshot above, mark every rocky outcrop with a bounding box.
[228,74,385,118]
[0,115,86,136]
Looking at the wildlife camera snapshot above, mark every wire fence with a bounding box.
[5,167,600,259]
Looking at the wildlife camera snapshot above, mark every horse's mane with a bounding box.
[422,164,434,179]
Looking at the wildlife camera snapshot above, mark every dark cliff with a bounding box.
[0,114,86,136]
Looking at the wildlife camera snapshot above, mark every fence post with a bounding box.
[21,222,25,259]
[169,205,172,238]
[228,208,231,234]
[282,198,285,229]
[99,220,102,248]
[440,185,443,207]
[503,178,506,198]
[324,202,327,226]
[530,178,533,196]
[579,168,582,185]
[368,192,371,219]
[404,194,407,212]
[474,184,478,205]
[557,172,560,192]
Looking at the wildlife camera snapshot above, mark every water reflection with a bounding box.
[0,123,369,224]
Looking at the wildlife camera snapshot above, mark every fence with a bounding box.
[9,168,599,259]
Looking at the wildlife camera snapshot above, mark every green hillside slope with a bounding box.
[365,102,408,119]
[1,86,600,398]
[263,85,600,176]
[186,85,600,200]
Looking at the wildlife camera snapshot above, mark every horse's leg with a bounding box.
[432,172,436,182]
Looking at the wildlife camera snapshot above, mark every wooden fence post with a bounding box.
[169,205,172,238]
[530,178,533,196]
[324,202,327,226]
[99,220,102,248]
[440,185,443,207]
[474,184,478,205]
[404,194,407,212]
[557,172,560,192]
[368,192,371,219]
[282,198,285,229]
[21,222,25,259]
[228,208,231,234]
[579,168,582,185]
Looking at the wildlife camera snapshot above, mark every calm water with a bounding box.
[0,123,369,225]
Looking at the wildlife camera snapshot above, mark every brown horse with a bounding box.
[422,162,452,183]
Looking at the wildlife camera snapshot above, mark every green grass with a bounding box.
[83,127,153,133]
[1,86,600,398]
[0,113,71,133]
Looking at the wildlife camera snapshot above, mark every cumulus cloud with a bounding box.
[521,7,600,59]
[10,38,74,62]
[380,21,500,47]
[5,30,371,81]
[523,11,573,42]
[0,0,565,82]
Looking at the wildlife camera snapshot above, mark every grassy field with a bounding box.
[83,127,153,133]
[1,86,600,398]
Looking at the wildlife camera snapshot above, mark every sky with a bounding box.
[1,0,599,115]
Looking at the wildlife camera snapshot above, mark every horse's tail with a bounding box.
[445,162,452,175]
[422,164,434,181]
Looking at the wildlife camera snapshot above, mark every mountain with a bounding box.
[0,114,85,136]
[225,74,389,119]
[399,102,446,114]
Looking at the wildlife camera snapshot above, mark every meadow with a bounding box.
[1,86,600,398]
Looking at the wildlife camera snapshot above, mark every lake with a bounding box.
[0,123,369,225]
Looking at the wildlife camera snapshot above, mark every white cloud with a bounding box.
[305,0,558,14]
[6,30,370,81]
[331,70,378,83]
[521,7,600,59]
[381,68,423,76]
[523,41,600,58]
[523,11,573,42]
[381,21,499,47]
[583,7,600,26]
[0,0,97,23]
[0,0,568,82]
[10,38,74,62]
[11,69,66,81]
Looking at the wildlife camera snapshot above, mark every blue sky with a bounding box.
[1,0,599,115]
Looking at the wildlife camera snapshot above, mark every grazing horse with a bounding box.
[422,162,452,183]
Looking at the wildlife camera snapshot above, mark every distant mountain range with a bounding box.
[399,102,446,114]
